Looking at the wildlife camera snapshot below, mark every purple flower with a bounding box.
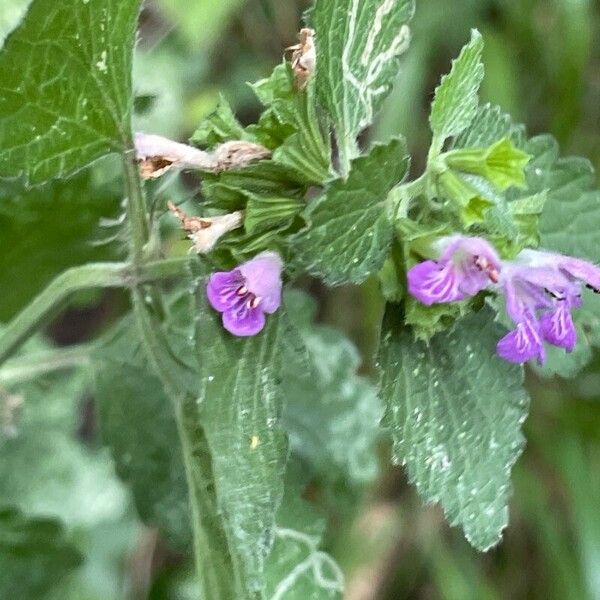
[495,250,600,362]
[206,252,283,336]
[407,235,501,305]
[406,236,600,364]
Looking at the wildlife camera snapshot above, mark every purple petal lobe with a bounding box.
[222,306,266,337]
[558,256,600,292]
[496,318,545,364]
[407,260,464,305]
[239,251,283,313]
[207,270,243,312]
[540,303,577,352]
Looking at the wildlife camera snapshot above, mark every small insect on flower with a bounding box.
[167,201,242,254]
[285,28,316,90]
[207,252,283,337]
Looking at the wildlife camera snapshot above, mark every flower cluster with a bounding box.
[408,236,600,364]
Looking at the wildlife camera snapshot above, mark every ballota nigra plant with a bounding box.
[1,0,600,598]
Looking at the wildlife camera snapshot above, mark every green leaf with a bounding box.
[404,296,470,342]
[202,161,306,211]
[378,307,530,550]
[314,0,415,168]
[282,290,383,484]
[94,323,191,550]
[454,103,525,149]
[0,507,82,600]
[451,106,543,255]
[0,0,141,184]
[244,193,303,235]
[96,299,239,599]
[0,170,120,320]
[190,94,248,149]
[264,470,343,600]
[0,339,127,529]
[249,63,331,185]
[429,30,484,150]
[521,135,600,376]
[295,138,409,285]
[193,291,288,597]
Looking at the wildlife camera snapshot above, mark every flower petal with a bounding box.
[239,252,283,312]
[558,256,600,292]
[206,270,243,312]
[540,303,577,352]
[407,260,465,305]
[222,306,266,337]
[496,318,545,364]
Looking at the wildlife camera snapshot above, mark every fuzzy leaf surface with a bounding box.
[282,291,383,484]
[295,138,409,285]
[378,308,529,550]
[194,290,288,597]
[314,0,414,161]
[430,30,484,147]
[0,0,141,184]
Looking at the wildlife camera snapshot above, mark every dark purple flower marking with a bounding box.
[407,235,501,305]
[206,252,283,337]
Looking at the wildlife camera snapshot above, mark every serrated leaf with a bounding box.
[0,171,120,320]
[282,290,383,484]
[429,30,484,149]
[378,307,529,550]
[249,64,331,185]
[190,94,248,149]
[94,324,191,549]
[194,290,288,597]
[0,507,83,600]
[455,103,525,149]
[519,135,600,377]
[0,0,141,184]
[295,138,409,285]
[404,296,470,342]
[314,0,415,168]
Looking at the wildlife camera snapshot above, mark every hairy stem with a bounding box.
[0,257,193,367]
[0,345,93,385]
[123,153,229,600]
[389,172,429,220]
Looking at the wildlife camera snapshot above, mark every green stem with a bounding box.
[0,257,193,367]
[123,153,227,600]
[0,344,92,385]
[122,151,150,264]
[389,172,429,219]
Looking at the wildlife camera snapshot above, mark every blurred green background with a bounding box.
[2,1,600,598]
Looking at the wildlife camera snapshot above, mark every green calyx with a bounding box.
[443,137,531,191]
